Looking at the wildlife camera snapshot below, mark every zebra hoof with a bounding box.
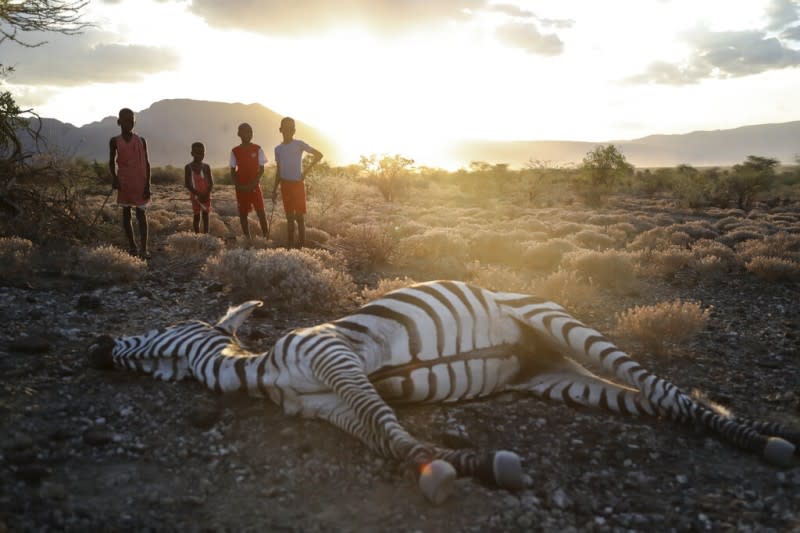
[477,450,526,490]
[418,460,457,505]
[763,437,796,467]
[88,335,115,370]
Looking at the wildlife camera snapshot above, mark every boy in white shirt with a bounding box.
[270,117,323,248]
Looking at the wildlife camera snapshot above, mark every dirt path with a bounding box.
[1,255,799,532]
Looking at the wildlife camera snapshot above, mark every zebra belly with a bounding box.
[371,351,522,404]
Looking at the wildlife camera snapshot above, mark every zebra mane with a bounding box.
[215,300,263,335]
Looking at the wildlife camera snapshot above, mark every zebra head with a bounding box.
[87,301,265,381]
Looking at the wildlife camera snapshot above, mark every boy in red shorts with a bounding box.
[270,117,323,248]
[230,123,269,243]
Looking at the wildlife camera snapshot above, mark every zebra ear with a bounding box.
[215,300,264,334]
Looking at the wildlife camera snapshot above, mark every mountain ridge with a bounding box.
[23,99,800,168]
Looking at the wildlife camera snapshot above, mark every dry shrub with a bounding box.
[360,276,417,302]
[515,216,550,233]
[305,227,331,245]
[627,227,674,251]
[669,221,718,241]
[393,229,470,276]
[717,229,765,247]
[528,270,597,312]
[561,249,636,289]
[635,246,693,279]
[736,232,800,262]
[204,248,356,311]
[549,222,583,237]
[469,231,527,265]
[572,229,616,250]
[586,214,628,226]
[208,216,230,238]
[520,238,576,271]
[391,220,428,239]
[164,232,224,258]
[147,209,182,235]
[0,237,34,278]
[331,224,397,270]
[690,239,738,270]
[744,256,800,281]
[609,222,637,236]
[668,231,692,247]
[714,216,745,232]
[75,245,146,282]
[613,299,711,355]
[465,262,532,293]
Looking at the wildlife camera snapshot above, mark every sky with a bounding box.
[2,0,799,166]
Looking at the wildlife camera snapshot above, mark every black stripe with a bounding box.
[355,303,421,357]
[440,282,478,349]
[234,358,248,391]
[415,284,463,354]
[386,291,445,356]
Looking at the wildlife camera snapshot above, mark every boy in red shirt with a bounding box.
[108,107,152,259]
[184,141,213,234]
[230,123,269,243]
[270,117,323,248]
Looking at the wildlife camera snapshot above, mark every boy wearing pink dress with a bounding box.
[108,108,152,258]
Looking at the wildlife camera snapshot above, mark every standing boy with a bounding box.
[184,141,213,234]
[230,123,269,242]
[109,107,151,259]
[270,117,323,248]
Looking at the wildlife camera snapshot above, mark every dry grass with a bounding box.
[613,299,711,355]
[0,237,34,278]
[520,238,576,271]
[528,269,597,312]
[330,224,397,270]
[561,249,637,289]
[204,248,356,311]
[359,276,418,302]
[744,256,800,281]
[465,262,532,293]
[73,245,146,282]
[736,232,800,262]
[164,232,224,258]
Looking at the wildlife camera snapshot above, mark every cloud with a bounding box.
[0,31,180,86]
[188,0,485,34]
[488,3,535,18]
[782,24,800,40]
[628,24,800,84]
[766,0,799,31]
[495,22,564,55]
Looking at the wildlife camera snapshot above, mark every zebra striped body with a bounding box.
[91,280,799,504]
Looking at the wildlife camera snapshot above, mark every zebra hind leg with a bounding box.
[307,360,529,503]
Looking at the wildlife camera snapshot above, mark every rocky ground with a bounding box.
[1,244,799,532]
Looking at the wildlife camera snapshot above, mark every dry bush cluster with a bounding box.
[613,299,711,355]
[330,224,397,270]
[72,245,146,283]
[164,232,224,258]
[204,248,356,311]
[359,276,418,302]
[0,236,34,278]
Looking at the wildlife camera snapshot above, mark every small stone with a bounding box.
[76,295,102,311]
[15,464,51,484]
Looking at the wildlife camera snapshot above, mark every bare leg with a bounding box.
[239,213,251,241]
[193,214,200,234]
[135,207,149,258]
[296,214,305,248]
[122,207,137,254]
[256,209,269,239]
[286,213,295,248]
[201,212,209,234]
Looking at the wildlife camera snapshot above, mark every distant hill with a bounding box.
[24,99,339,168]
[22,99,800,169]
[448,121,800,168]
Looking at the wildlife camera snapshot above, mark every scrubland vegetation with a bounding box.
[2,145,800,357]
